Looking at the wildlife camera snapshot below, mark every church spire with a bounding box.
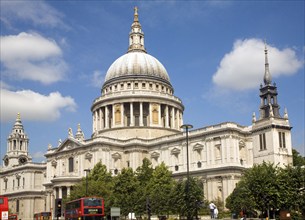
[263,42,272,85]
[128,6,146,53]
[258,42,280,119]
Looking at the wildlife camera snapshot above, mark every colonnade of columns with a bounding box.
[7,138,29,152]
[92,101,183,132]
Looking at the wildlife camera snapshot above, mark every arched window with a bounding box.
[69,157,74,173]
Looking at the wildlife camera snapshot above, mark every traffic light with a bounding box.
[55,198,62,217]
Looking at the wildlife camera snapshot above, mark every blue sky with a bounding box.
[0,1,304,162]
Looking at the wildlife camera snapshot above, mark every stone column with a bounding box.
[233,136,237,163]
[171,107,175,129]
[130,102,134,126]
[46,192,50,212]
[59,187,62,198]
[221,137,226,163]
[176,110,179,129]
[165,105,169,128]
[226,138,231,163]
[158,104,161,126]
[105,106,109,128]
[99,108,103,129]
[121,103,124,126]
[53,188,57,199]
[112,104,115,127]
[206,139,211,165]
[67,186,70,196]
[94,111,98,132]
[139,102,143,126]
[149,103,152,126]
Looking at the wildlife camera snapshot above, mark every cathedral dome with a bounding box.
[104,51,170,83]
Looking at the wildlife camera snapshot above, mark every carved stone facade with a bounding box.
[0,8,292,220]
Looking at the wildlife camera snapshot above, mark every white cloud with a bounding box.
[212,38,303,90]
[0,1,66,28]
[0,32,68,84]
[0,89,77,122]
[0,81,13,90]
[32,151,46,162]
[91,70,105,88]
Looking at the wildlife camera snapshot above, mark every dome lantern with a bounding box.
[128,6,146,53]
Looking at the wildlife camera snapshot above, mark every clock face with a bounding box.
[4,158,9,166]
[19,157,27,164]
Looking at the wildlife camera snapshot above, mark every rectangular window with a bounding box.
[263,133,266,150]
[279,132,286,148]
[5,180,7,190]
[69,157,74,173]
[17,178,20,187]
[259,133,266,150]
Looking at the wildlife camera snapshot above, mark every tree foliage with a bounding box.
[292,149,305,167]
[147,162,176,216]
[226,157,305,219]
[67,158,205,219]
[171,177,204,218]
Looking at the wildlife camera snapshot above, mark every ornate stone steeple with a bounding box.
[128,6,146,53]
[75,123,85,141]
[3,113,32,167]
[258,43,280,119]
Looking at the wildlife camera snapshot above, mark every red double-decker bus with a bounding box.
[65,197,105,220]
[33,212,52,220]
[0,196,9,220]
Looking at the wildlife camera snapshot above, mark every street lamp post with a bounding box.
[181,124,193,220]
[84,169,91,196]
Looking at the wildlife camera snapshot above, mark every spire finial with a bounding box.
[263,41,272,85]
[134,6,139,22]
[17,112,21,120]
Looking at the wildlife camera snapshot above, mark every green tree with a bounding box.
[67,162,114,215]
[226,179,256,217]
[148,162,176,216]
[171,177,204,218]
[292,149,305,167]
[278,165,305,218]
[243,162,280,215]
[134,158,154,216]
[111,167,140,217]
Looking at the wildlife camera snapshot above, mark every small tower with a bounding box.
[3,113,32,167]
[252,43,293,167]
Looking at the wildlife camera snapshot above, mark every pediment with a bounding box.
[112,152,121,160]
[85,152,93,160]
[193,143,204,151]
[151,151,160,159]
[171,147,181,155]
[56,138,82,152]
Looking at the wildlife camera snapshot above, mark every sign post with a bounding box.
[1,211,9,220]
[111,207,120,220]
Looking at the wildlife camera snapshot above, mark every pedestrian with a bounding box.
[214,206,218,219]
[209,202,216,219]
